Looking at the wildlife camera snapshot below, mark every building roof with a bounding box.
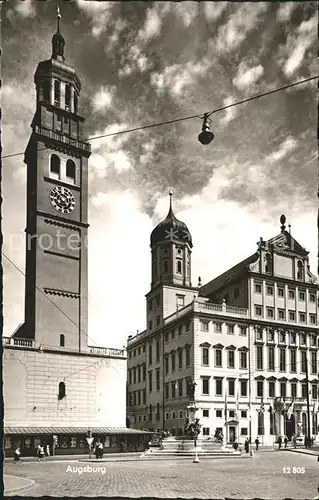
[150,192,192,248]
[4,427,151,435]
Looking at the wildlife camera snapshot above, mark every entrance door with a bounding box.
[285,415,295,440]
[229,427,236,442]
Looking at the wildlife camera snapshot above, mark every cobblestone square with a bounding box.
[4,451,319,498]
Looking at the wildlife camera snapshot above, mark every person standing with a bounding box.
[292,434,297,448]
[284,436,288,449]
[255,436,260,451]
[278,436,282,450]
[13,447,21,462]
[244,438,249,453]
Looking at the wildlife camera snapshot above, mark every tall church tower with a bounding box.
[145,192,198,330]
[14,14,91,352]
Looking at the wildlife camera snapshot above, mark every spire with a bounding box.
[52,5,65,61]
[168,190,173,215]
[280,214,286,233]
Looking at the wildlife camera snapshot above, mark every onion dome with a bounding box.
[52,7,65,60]
[150,191,193,248]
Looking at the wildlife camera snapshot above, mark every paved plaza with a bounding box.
[4,450,319,498]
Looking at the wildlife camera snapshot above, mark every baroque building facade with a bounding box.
[127,202,319,446]
[3,16,149,457]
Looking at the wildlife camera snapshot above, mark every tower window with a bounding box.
[54,80,61,106]
[163,260,168,273]
[58,381,66,400]
[66,159,76,182]
[65,84,71,110]
[43,81,50,102]
[60,334,65,347]
[74,92,78,114]
[265,253,273,274]
[50,154,60,177]
[297,260,304,280]
[177,260,182,273]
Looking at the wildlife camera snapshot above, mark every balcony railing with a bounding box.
[3,337,37,348]
[34,126,91,152]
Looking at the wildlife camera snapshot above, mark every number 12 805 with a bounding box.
[283,467,305,474]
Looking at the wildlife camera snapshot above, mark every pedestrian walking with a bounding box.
[13,447,21,462]
[255,436,260,451]
[277,436,282,450]
[98,441,104,459]
[46,444,50,456]
[244,438,249,453]
[292,434,297,448]
[233,438,239,451]
[284,436,288,449]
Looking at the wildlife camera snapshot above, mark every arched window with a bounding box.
[163,260,168,274]
[50,154,60,176]
[60,334,65,347]
[297,260,304,280]
[177,260,182,273]
[58,381,66,400]
[265,253,273,274]
[65,84,71,109]
[74,92,78,114]
[66,159,76,182]
[54,80,61,106]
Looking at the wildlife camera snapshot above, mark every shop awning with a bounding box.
[4,427,151,435]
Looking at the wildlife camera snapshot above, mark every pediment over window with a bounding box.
[310,378,319,383]
[300,378,307,383]
[225,345,236,350]
[238,346,249,352]
[213,343,224,349]
[200,342,211,348]
[289,378,298,382]
[278,377,288,382]
[170,349,176,354]
[184,343,191,349]
[255,375,265,380]
[267,376,277,381]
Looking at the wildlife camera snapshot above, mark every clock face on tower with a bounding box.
[50,186,76,214]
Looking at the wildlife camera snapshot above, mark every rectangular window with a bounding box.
[311,335,316,346]
[241,410,247,418]
[178,325,183,336]
[148,299,153,311]
[255,306,262,317]
[280,382,286,397]
[178,379,183,397]
[156,315,160,326]
[202,377,210,395]
[278,309,285,320]
[267,331,275,342]
[278,287,284,297]
[240,428,248,436]
[203,409,209,417]
[301,351,307,373]
[178,349,183,369]
[311,352,317,374]
[267,307,274,318]
[143,365,146,381]
[171,353,176,372]
[256,346,263,370]
[164,332,169,342]
[256,328,263,341]
[138,366,141,383]
[289,310,295,322]
[156,294,160,306]
[215,349,222,367]
[216,410,223,418]
[279,349,286,371]
[165,412,169,420]
[200,320,209,331]
[240,380,247,397]
[133,369,136,384]
[156,340,160,362]
[302,384,307,398]
[203,427,210,436]
[149,345,152,365]
[148,321,153,330]
[309,293,316,302]
[267,286,274,295]
[165,356,169,374]
[148,371,153,392]
[312,384,317,399]
[290,333,296,345]
[268,381,275,398]
[279,333,286,343]
[227,325,234,334]
[300,334,307,345]
[165,384,169,400]
[257,380,264,398]
[214,323,222,333]
[202,347,209,366]
[299,291,305,301]
[228,379,235,396]
[240,351,247,369]
[255,283,262,293]
[171,330,175,340]
[288,289,295,299]
[186,347,191,366]
[228,350,235,368]
[171,382,176,399]
[310,314,316,325]
[179,410,184,419]
[290,350,296,372]
[240,326,247,336]
[268,347,275,371]
[299,312,306,323]
[176,295,185,308]
[291,383,297,398]
[215,378,222,396]
[156,370,160,391]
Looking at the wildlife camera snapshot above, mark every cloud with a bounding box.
[76,0,113,37]
[276,2,298,22]
[175,2,198,28]
[219,96,239,127]
[89,124,133,176]
[91,86,114,112]
[278,13,317,77]
[151,59,210,98]
[203,3,227,22]
[215,3,268,53]
[232,62,264,91]
[265,137,298,163]
[6,0,36,19]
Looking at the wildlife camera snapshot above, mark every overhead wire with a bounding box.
[1,75,318,160]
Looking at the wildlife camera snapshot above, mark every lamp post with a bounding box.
[305,351,311,448]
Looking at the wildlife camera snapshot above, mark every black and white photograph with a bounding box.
[1,0,318,498]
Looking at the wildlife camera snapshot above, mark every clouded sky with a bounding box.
[2,1,318,348]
